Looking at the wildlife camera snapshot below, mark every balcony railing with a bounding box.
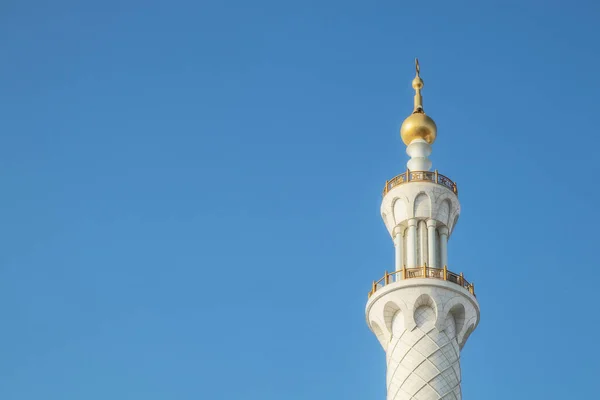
[383,170,458,196]
[368,265,475,298]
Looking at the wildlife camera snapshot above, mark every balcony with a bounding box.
[368,265,475,298]
[383,170,458,197]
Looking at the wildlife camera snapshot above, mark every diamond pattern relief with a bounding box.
[414,360,439,382]
[386,306,462,400]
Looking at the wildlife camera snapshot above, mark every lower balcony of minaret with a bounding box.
[365,272,480,400]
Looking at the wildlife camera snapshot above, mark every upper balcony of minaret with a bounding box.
[380,169,461,239]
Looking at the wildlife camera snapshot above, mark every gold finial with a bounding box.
[412,58,424,112]
[400,58,437,145]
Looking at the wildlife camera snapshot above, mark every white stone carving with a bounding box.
[366,280,480,400]
[382,182,460,239]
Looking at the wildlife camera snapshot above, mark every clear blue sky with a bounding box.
[1,1,599,399]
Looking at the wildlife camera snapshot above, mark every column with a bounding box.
[393,226,404,277]
[418,220,427,266]
[427,219,437,268]
[406,219,418,268]
[439,226,449,268]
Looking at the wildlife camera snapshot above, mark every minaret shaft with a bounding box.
[386,306,461,400]
[366,280,479,400]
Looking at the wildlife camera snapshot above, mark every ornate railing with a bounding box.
[368,265,475,298]
[382,170,458,196]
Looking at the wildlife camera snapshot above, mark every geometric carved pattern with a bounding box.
[386,308,462,400]
[381,181,461,239]
[366,280,480,400]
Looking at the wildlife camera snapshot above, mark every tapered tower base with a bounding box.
[366,279,479,400]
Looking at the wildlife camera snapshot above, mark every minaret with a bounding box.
[366,60,480,400]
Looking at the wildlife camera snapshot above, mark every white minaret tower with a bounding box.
[366,60,480,400]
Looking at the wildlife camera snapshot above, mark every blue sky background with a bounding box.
[1,1,599,399]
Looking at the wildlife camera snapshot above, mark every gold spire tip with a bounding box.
[412,58,424,110]
[400,58,437,146]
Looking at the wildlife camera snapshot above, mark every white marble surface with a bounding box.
[366,280,479,400]
[381,181,460,240]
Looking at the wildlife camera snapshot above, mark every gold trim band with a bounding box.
[368,265,475,298]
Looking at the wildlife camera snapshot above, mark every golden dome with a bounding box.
[401,112,437,145]
[400,59,437,145]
